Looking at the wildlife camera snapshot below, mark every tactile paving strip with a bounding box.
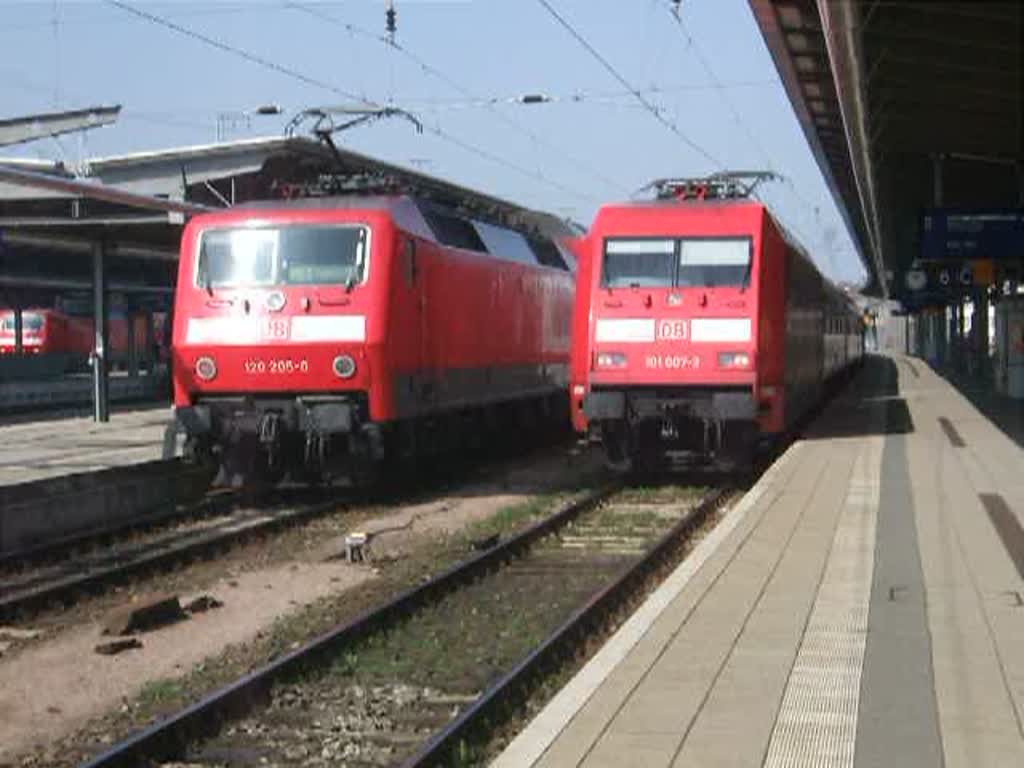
[763,439,881,767]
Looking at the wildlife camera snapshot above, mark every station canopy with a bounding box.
[0,136,572,306]
[750,1,1022,301]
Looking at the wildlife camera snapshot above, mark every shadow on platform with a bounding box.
[927,362,1024,452]
[804,355,915,440]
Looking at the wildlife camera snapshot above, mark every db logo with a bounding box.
[657,319,688,340]
[260,317,290,340]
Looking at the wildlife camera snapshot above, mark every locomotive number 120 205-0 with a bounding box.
[243,358,310,375]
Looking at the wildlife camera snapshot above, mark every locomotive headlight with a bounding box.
[332,354,357,379]
[718,351,751,369]
[596,351,628,369]
[265,291,286,312]
[195,355,218,381]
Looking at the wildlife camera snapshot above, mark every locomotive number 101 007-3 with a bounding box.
[244,358,310,374]
[644,354,700,370]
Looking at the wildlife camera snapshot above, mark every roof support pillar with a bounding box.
[932,154,944,206]
[92,241,110,423]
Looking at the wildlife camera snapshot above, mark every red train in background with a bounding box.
[170,193,575,486]
[570,173,863,471]
[0,307,165,368]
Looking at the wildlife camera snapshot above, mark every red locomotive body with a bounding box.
[171,195,574,485]
[570,178,862,470]
[0,308,155,367]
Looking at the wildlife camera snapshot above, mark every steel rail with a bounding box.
[78,484,618,768]
[0,491,341,622]
[401,485,731,767]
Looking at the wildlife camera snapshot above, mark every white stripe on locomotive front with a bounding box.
[186,315,367,344]
[290,315,366,342]
[594,318,656,343]
[689,317,752,343]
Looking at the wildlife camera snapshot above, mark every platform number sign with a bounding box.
[657,319,688,341]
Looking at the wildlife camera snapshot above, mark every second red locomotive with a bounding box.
[171,190,575,486]
[570,173,863,471]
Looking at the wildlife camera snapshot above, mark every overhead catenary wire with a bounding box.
[104,0,598,204]
[105,0,373,105]
[535,0,723,171]
[285,0,627,197]
[666,4,835,273]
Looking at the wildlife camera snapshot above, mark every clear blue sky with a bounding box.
[0,0,867,284]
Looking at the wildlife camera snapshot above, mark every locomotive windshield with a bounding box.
[602,237,751,289]
[197,225,369,289]
[0,313,45,333]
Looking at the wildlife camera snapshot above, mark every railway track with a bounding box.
[0,489,342,622]
[0,437,586,623]
[80,480,735,768]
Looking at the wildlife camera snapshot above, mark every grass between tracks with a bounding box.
[25,489,581,768]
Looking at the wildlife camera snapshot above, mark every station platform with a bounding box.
[496,354,1024,768]
[0,404,171,487]
[0,369,168,411]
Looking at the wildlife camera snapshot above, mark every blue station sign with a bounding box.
[920,209,1024,261]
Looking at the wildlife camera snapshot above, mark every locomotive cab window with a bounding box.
[1,313,44,333]
[196,225,369,289]
[602,239,675,288]
[678,239,751,288]
[602,237,751,288]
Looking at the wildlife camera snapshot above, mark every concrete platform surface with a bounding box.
[495,354,1024,768]
[0,405,171,487]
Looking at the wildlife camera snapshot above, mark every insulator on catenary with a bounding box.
[385,2,397,37]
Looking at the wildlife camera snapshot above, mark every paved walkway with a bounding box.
[0,405,171,486]
[495,354,1024,767]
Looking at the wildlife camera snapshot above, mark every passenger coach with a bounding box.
[570,174,862,471]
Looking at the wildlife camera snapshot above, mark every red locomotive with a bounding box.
[170,192,575,486]
[0,307,156,368]
[569,173,863,471]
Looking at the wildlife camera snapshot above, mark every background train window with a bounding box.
[1,312,44,333]
[602,238,675,288]
[473,221,536,265]
[421,209,488,252]
[526,235,569,270]
[280,226,368,286]
[677,238,751,288]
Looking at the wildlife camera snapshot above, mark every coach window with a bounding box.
[603,238,675,288]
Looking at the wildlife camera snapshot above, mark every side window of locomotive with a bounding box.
[473,221,535,265]
[422,209,488,253]
[527,235,569,271]
[603,238,675,288]
[280,226,368,286]
[677,238,751,288]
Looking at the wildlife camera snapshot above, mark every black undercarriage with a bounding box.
[169,393,377,488]
[168,391,568,488]
[584,386,759,473]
